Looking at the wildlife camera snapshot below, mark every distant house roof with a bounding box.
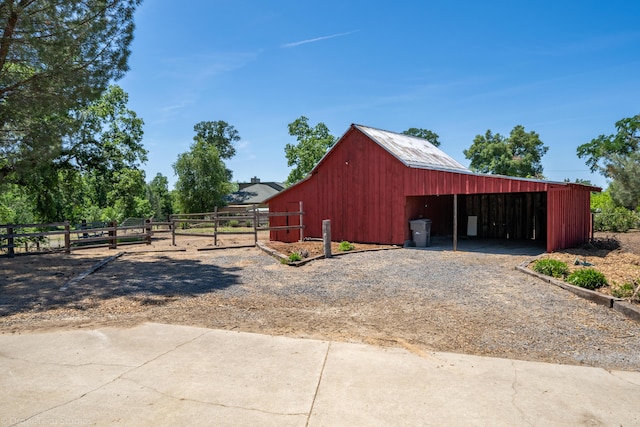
[226,179,285,205]
[353,124,469,172]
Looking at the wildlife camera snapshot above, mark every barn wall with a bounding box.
[403,169,551,196]
[546,187,593,252]
[270,128,407,244]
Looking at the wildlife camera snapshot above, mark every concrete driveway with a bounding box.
[1,322,639,426]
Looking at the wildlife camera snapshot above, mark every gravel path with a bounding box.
[2,246,639,371]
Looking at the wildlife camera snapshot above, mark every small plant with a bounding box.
[228,219,239,227]
[339,241,355,251]
[532,259,569,278]
[612,282,635,298]
[288,252,302,262]
[566,269,608,290]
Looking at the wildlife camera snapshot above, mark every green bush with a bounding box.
[228,219,239,227]
[532,259,569,278]
[288,252,302,262]
[593,206,638,232]
[566,269,608,290]
[339,241,355,251]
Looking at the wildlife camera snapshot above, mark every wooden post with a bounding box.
[109,221,117,249]
[252,204,258,246]
[145,218,152,245]
[214,206,218,246]
[453,194,458,252]
[64,221,70,254]
[299,201,304,242]
[323,219,332,258]
[171,215,176,246]
[7,226,14,257]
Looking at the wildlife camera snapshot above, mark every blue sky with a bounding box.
[119,0,640,190]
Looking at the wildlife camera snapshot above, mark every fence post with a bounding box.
[64,221,70,254]
[171,215,176,246]
[7,225,14,257]
[214,206,218,246]
[145,218,152,244]
[253,204,258,246]
[323,220,332,258]
[109,221,117,249]
[299,201,304,242]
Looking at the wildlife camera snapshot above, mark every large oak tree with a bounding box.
[464,125,548,178]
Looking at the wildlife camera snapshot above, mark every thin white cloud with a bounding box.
[282,30,358,48]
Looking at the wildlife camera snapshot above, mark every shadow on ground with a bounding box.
[409,236,547,256]
[0,255,242,317]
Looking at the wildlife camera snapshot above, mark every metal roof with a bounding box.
[354,124,469,172]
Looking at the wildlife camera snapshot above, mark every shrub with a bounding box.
[593,206,638,232]
[288,252,302,262]
[339,241,355,251]
[566,269,608,290]
[532,259,569,278]
[612,282,636,298]
[228,219,239,227]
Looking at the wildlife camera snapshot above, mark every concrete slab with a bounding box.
[1,323,639,427]
[311,342,640,427]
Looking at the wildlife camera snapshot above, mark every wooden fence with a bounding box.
[170,203,305,247]
[0,220,152,257]
[0,203,305,257]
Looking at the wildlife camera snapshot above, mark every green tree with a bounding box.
[173,121,239,214]
[577,114,640,209]
[173,144,233,213]
[193,121,239,160]
[147,173,173,220]
[284,116,336,185]
[1,0,141,184]
[105,168,151,221]
[13,85,147,222]
[607,153,640,209]
[464,125,548,178]
[402,128,441,147]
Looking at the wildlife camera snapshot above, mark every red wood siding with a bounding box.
[546,187,593,252]
[270,128,407,244]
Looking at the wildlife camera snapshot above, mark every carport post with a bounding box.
[453,194,458,252]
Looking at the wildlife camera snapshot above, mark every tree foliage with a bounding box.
[147,173,173,220]
[0,85,148,223]
[173,145,233,214]
[464,125,548,178]
[0,0,141,183]
[193,120,239,160]
[173,122,239,213]
[402,128,440,147]
[576,115,640,175]
[284,116,335,186]
[577,114,640,209]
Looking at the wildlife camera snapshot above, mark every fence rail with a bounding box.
[1,203,305,256]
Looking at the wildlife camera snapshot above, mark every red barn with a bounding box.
[267,124,600,252]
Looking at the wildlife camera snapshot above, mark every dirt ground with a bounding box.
[1,230,639,370]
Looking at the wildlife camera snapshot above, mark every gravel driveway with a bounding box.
[2,246,639,371]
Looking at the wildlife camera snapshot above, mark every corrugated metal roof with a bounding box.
[354,124,469,172]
